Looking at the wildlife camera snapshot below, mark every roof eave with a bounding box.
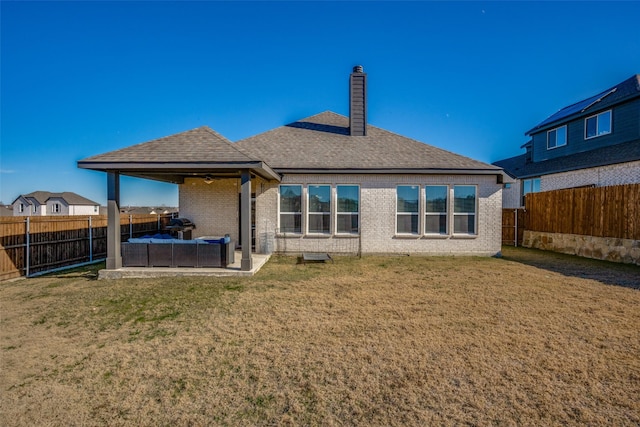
[274,167,504,175]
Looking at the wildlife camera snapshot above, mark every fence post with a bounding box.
[158,215,161,233]
[514,209,518,247]
[88,216,93,262]
[25,217,30,277]
[129,214,133,240]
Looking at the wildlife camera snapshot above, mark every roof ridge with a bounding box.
[201,126,258,160]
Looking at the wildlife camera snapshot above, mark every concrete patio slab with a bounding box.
[98,252,270,279]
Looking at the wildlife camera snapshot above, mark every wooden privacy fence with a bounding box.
[501,208,526,246]
[524,184,640,240]
[0,214,174,280]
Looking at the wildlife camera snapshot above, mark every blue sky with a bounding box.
[1,1,639,207]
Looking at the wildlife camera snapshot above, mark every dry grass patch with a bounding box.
[1,247,639,426]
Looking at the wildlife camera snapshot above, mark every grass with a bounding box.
[1,247,639,426]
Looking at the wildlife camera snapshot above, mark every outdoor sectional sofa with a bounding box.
[121,235,235,268]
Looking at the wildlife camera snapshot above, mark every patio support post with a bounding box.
[106,171,122,269]
[240,169,253,271]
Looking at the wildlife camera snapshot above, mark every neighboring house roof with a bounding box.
[526,74,640,135]
[493,140,640,179]
[12,191,99,206]
[234,111,500,174]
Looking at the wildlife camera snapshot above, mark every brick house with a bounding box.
[79,66,505,271]
[494,74,640,208]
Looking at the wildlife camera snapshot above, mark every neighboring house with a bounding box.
[79,66,506,271]
[11,191,100,216]
[494,74,640,208]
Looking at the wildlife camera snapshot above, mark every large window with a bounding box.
[337,185,359,234]
[397,185,419,234]
[279,185,302,233]
[585,110,611,139]
[547,125,567,149]
[425,185,448,234]
[453,185,476,234]
[308,185,331,234]
[522,177,541,206]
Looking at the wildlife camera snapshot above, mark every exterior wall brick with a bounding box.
[179,174,503,256]
[261,174,502,256]
[179,178,240,243]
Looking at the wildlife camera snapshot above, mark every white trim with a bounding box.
[452,185,478,236]
[547,125,567,150]
[396,185,420,235]
[278,184,303,235]
[307,184,331,235]
[335,184,360,235]
[424,184,449,236]
[584,109,612,140]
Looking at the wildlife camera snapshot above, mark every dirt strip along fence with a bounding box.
[0,214,174,280]
[525,184,640,240]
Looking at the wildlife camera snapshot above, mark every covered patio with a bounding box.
[77,126,280,275]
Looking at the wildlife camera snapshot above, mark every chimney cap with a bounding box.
[352,65,364,73]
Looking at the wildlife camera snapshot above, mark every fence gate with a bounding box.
[502,208,526,246]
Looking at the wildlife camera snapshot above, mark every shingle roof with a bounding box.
[234,111,500,172]
[15,191,99,206]
[527,74,640,135]
[493,140,640,179]
[80,126,257,163]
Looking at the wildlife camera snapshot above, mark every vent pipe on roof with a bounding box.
[349,65,367,136]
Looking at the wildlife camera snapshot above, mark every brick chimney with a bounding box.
[349,65,367,136]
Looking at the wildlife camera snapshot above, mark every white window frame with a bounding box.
[18,203,24,213]
[547,125,567,150]
[425,185,449,235]
[336,185,360,235]
[453,185,477,235]
[307,184,331,235]
[585,110,612,140]
[52,203,61,213]
[278,185,302,234]
[396,185,420,235]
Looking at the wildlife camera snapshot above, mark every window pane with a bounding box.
[337,214,359,234]
[397,186,419,213]
[556,126,567,146]
[337,185,359,213]
[426,214,447,234]
[532,178,541,193]
[309,185,330,213]
[309,213,330,234]
[586,116,597,138]
[454,186,476,213]
[280,213,301,233]
[280,185,301,213]
[426,185,447,213]
[548,129,557,148]
[599,111,611,135]
[454,214,475,234]
[397,214,418,234]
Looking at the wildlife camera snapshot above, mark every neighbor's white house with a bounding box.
[12,191,100,216]
[78,66,508,272]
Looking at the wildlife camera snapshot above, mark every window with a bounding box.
[32,205,37,213]
[585,110,611,139]
[453,185,476,234]
[52,203,61,213]
[337,185,359,234]
[18,203,24,213]
[425,185,448,234]
[279,185,302,233]
[397,185,419,234]
[308,185,331,234]
[522,178,541,206]
[547,125,567,149]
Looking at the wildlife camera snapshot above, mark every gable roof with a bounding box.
[13,191,99,206]
[526,74,640,135]
[493,140,640,179]
[234,111,500,174]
